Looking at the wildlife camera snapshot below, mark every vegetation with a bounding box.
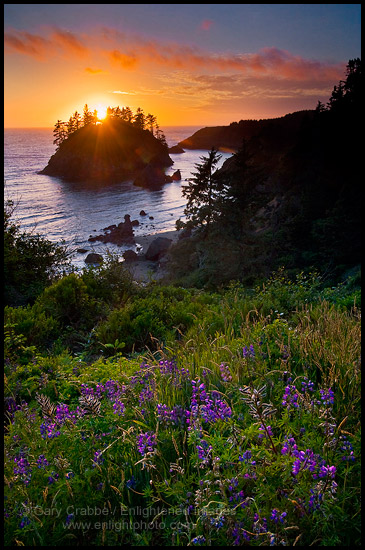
[173,59,361,288]
[4,257,361,546]
[53,104,166,150]
[4,199,72,306]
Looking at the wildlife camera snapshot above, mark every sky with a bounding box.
[4,4,361,127]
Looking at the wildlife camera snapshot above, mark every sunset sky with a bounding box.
[4,4,361,128]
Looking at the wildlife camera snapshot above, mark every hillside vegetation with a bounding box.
[171,59,361,288]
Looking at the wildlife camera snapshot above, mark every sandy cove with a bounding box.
[124,229,180,283]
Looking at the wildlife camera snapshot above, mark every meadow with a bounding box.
[4,263,361,546]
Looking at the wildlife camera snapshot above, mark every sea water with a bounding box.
[4,126,232,269]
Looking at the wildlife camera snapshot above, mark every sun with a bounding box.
[95,104,108,120]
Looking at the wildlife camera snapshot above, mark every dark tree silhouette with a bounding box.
[179,148,227,235]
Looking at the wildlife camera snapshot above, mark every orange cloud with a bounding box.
[4,24,344,84]
[85,67,107,74]
[51,28,88,56]
[109,49,138,69]
[4,27,88,58]
[4,29,52,58]
[110,40,343,82]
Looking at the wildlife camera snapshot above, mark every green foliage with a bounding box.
[4,199,72,306]
[4,270,361,546]
[35,273,101,330]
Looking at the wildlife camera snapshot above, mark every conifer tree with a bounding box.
[180,148,226,235]
[145,113,157,135]
[53,120,67,149]
[82,104,94,126]
[133,107,145,129]
[121,106,134,123]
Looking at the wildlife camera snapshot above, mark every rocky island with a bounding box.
[40,118,173,187]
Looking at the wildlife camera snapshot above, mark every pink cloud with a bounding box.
[200,19,214,31]
[4,27,88,58]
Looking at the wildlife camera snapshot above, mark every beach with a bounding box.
[125,229,180,283]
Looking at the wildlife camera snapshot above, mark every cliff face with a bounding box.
[40,119,173,184]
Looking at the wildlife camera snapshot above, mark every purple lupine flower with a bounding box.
[319,387,334,406]
[48,472,59,484]
[14,455,32,485]
[239,450,252,462]
[112,399,125,416]
[126,476,136,489]
[40,420,61,439]
[301,377,315,393]
[137,432,156,456]
[318,465,336,479]
[36,455,49,469]
[92,450,105,467]
[243,345,255,358]
[292,459,301,476]
[192,536,206,545]
[19,516,31,528]
[65,513,74,525]
[282,385,299,410]
[271,509,287,524]
[258,424,273,439]
[219,363,232,382]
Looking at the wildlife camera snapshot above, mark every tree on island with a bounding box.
[52,103,167,150]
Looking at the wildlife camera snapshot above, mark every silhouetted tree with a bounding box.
[53,119,67,149]
[72,111,82,130]
[180,148,226,235]
[121,106,134,123]
[154,123,167,147]
[145,113,157,135]
[82,104,94,126]
[133,107,145,130]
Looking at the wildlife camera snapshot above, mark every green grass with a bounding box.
[4,269,361,546]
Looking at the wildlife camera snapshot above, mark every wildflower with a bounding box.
[48,472,59,484]
[258,424,273,438]
[292,459,301,476]
[65,513,74,525]
[126,476,136,489]
[137,432,156,456]
[192,535,206,545]
[243,344,255,358]
[282,385,299,410]
[318,465,336,479]
[40,420,61,440]
[36,455,49,469]
[271,509,287,524]
[219,363,232,382]
[92,450,105,467]
[301,377,315,393]
[19,516,31,528]
[210,516,225,528]
[319,387,334,406]
[112,399,125,416]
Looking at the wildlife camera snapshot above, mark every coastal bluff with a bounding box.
[40,119,173,186]
[178,110,315,152]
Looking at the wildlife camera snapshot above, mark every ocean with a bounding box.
[4,126,233,269]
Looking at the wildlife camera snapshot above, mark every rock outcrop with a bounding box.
[40,119,173,186]
[168,145,185,154]
[145,237,172,261]
[88,214,137,246]
[85,253,103,264]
